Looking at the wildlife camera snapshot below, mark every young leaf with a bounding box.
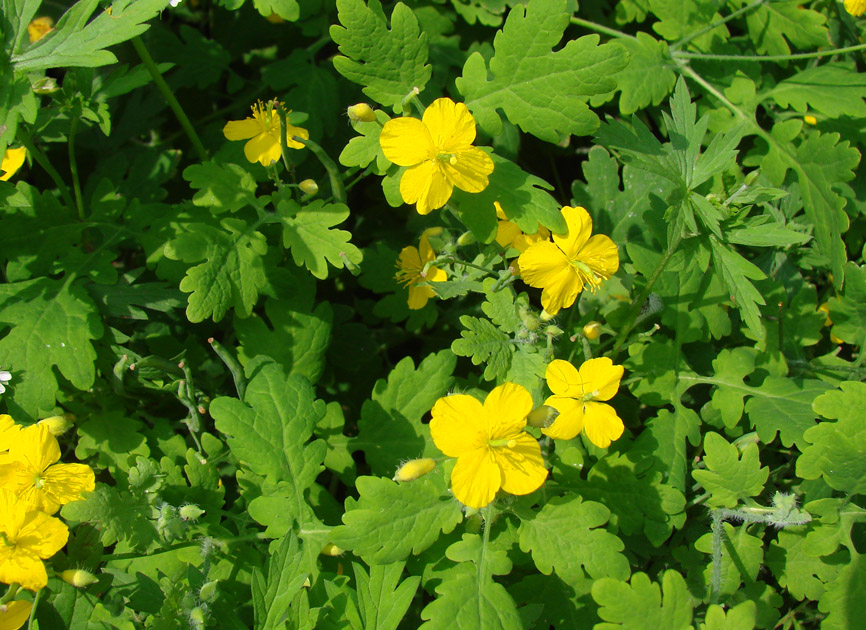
[61,483,159,551]
[591,570,693,629]
[827,262,866,345]
[742,0,828,57]
[352,562,420,630]
[419,568,523,630]
[451,315,513,381]
[252,533,309,630]
[330,0,431,112]
[692,432,769,508]
[613,32,676,115]
[183,162,259,215]
[769,63,866,119]
[708,237,766,340]
[456,0,627,142]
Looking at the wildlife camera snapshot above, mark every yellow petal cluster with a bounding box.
[494,202,551,276]
[430,383,548,508]
[380,98,494,215]
[223,100,309,166]
[543,358,625,448]
[1,147,27,182]
[395,233,447,309]
[845,0,866,17]
[518,206,619,315]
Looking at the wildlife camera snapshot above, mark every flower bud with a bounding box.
[526,405,557,429]
[540,310,556,322]
[32,77,59,94]
[299,179,318,195]
[189,606,206,629]
[199,580,218,602]
[61,569,99,588]
[38,413,75,436]
[582,321,601,341]
[743,170,760,187]
[320,543,344,557]
[179,504,205,521]
[347,103,376,122]
[393,458,436,482]
[804,115,817,126]
[519,307,541,332]
[456,231,476,246]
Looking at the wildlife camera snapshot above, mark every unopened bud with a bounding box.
[179,504,205,521]
[189,606,206,629]
[32,76,59,94]
[743,170,760,187]
[804,115,817,126]
[299,179,318,195]
[38,413,75,436]
[582,321,601,341]
[456,232,476,246]
[540,310,556,322]
[61,569,99,588]
[526,405,557,429]
[519,307,541,332]
[347,103,376,122]
[545,325,563,337]
[393,457,436,482]
[199,580,218,602]
[320,543,344,556]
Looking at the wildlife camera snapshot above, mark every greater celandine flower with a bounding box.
[379,97,494,215]
[0,488,69,591]
[543,358,625,448]
[395,234,447,309]
[0,424,95,514]
[430,383,548,508]
[223,100,309,166]
[1,148,26,182]
[518,206,619,315]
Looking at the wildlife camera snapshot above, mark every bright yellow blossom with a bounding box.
[1,148,27,182]
[0,488,69,591]
[430,383,548,508]
[543,358,625,448]
[0,415,21,453]
[379,98,494,215]
[495,202,551,253]
[0,600,32,630]
[845,0,866,17]
[518,206,619,315]
[0,424,95,514]
[223,100,309,166]
[395,234,447,309]
[27,16,54,43]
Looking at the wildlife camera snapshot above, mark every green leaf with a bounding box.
[419,568,523,630]
[353,562,420,630]
[708,347,758,428]
[797,381,866,496]
[0,278,103,419]
[518,496,630,586]
[252,0,299,21]
[61,482,159,551]
[164,218,268,323]
[699,602,756,630]
[252,534,309,630]
[277,199,363,280]
[766,529,844,602]
[11,0,168,72]
[828,262,866,345]
[591,570,693,630]
[183,162,259,214]
[614,32,676,115]
[744,377,832,448]
[451,315,513,381]
[695,523,765,599]
[75,410,150,473]
[742,0,828,57]
[692,432,768,508]
[330,0,431,112]
[330,472,463,564]
[456,0,627,142]
[769,63,866,119]
[708,237,766,340]
[649,0,727,45]
[338,110,391,172]
[0,69,38,156]
[817,554,866,630]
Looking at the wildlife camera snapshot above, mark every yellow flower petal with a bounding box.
[518,241,583,314]
[845,0,866,17]
[545,359,583,398]
[449,446,501,508]
[407,283,436,309]
[400,161,453,215]
[284,122,309,149]
[1,147,27,182]
[423,98,476,150]
[578,357,624,402]
[554,206,593,260]
[380,117,435,166]
[493,432,547,496]
[430,394,487,457]
[484,382,533,439]
[14,424,61,472]
[16,509,69,560]
[582,402,624,448]
[222,118,261,141]
[496,221,522,248]
[542,395,585,440]
[40,463,95,512]
[0,414,21,451]
[244,133,281,166]
[442,146,494,193]
[0,599,32,630]
[579,234,620,281]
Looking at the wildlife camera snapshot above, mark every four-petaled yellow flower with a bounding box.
[0,488,69,591]
[380,98,494,215]
[1,147,27,182]
[518,206,619,315]
[543,358,625,448]
[223,100,309,166]
[430,383,548,508]
[395,233,447,309]
[0,424,95,515]
[845,0,866,17]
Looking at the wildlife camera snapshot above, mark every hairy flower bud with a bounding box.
[582,321,601,341]
[320,543,344,557]
[38,413,75,436]
[393,457,436,482]
[299,179,318,195]
[61,569,99,588]
[526,405,557,429]
[179,504,205,521]
[199,580,218,602]
[347,103,376,122]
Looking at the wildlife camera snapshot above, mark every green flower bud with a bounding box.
[393,457,436,482]
[179,504,205,522]
[61,569,99,588]
[199,580,218,602]
[299,179,318,195]
[582,321,601,341]
[526,405,557,429]
[320,543,344,556]
[456,232,476,246]
[38,412,75,436]
[347,103,376,122]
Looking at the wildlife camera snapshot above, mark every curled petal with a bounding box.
[582,402,624,448]
[483,382,533,439]
[423,98,477,149]
[542,395,585,440]
[450,447,501,508]
[430,394,486,457]
[579,357,623,402]
[545,359,584,398]
[0,600,32,628]
[493,433,547,496]
[223,118,262,141]
[380,117,435,166]
[554,206,593,260]
[442,146,494,193]
[400,162,453,214]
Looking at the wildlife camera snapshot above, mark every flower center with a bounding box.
[581,390,600,402]
[0,531,12,547]
[436,152,458,165]
[488,438,517,448]
[33,473,45,489]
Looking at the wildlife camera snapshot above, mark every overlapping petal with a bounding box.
[583,402,625,448]
[494,433,548,496]
[545,359,584,398]
[441,146,494,192]
[380,117,435,165]
[222,118,261,140]
[542,395,585,440]
[243,132,282,166]
[554,206,593,260]
[518,241,584,314]
[579,358,623,401]
[449,447,501,508]
[484,382,534,439]
[430,394,486,457]
[400,161,454,215]
[424,98,476,149]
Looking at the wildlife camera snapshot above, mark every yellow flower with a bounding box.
[0,600,32,630]
[543,358,625,448]
[223,100,309,166]
[845,0,866,17]
[1,147,27,182]
[495,202,551,253]
[27,16,54,43]
[517,206,619,315]
[0,488,69,591]
[379,98,494,215]
[430,383,548,508]
[395,234,447,309]
[0,415,21,453]
[0,424,95,514]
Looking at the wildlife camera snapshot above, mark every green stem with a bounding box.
[709,510,723,605]
[671,41,866,62]
[671,0,765,51]
[0,583,20,605]
[26,588,42,630]
[67,115,85,221]
[293,135,347,205]
[437,255,495,275]
[209,338,247,399]
[16,129,75,210]
[569,17,636,40]
[132,36,208,163]
[101,533,266,562]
